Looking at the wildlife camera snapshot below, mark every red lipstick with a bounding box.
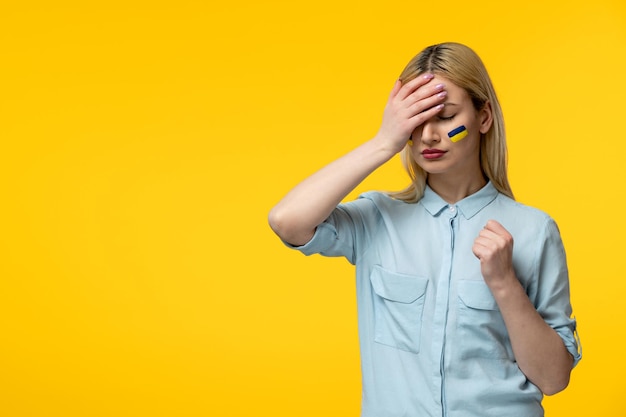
[421,148,447,160]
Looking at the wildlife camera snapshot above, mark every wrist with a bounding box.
[486,270,521,300]
[370,133,406,159]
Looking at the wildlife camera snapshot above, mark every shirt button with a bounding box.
[449,206,456,213]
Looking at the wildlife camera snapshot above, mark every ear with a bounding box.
[479,100,493,134]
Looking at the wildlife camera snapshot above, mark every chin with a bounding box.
[416,162,449,175]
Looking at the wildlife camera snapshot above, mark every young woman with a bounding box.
[268,42,581,417]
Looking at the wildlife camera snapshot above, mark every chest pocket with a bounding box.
[370,266,429,354]
[456,280,513,360]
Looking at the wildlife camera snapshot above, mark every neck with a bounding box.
[427,171,487,204]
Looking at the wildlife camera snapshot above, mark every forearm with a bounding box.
[490,275,573,395]
[269,74,446,246]
[268,136,396,246]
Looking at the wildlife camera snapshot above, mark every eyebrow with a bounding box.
[444,103,460,107]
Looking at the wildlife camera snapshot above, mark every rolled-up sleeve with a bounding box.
[282,195,379,265]
[532,218,582,367]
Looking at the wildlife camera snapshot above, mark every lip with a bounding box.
[421,148,447,160]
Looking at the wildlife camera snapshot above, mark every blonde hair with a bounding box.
[389,42,514,203]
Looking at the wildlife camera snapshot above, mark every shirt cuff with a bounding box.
[555,319,582,368]
[281,222,338,256]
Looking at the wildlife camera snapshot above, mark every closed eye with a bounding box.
[438,114,455,121]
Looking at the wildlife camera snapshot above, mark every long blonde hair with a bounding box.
[389,42,514,203]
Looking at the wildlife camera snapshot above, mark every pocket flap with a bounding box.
[370,266,429,304]
[458,280,499,310]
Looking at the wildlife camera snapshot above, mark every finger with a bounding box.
[473,235,496,252]
[472,245,481,259]
[472,241,489,259]
[477,227,499,242]
[396,73,435,101]
[388,79,403,100]
[482,221,514,249]
[406,103,444,128]
[484,219,509,236]
[472,240,502,264]
[477,231,510,256]
[404,82,445,108]
[405,90,447,118]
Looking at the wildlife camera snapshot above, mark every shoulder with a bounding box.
[334,191,416,224]
[358,191,414,210]
[491,194,559,235]
[350,191,420,218]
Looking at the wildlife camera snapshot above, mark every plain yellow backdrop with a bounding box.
[1,0,624,415]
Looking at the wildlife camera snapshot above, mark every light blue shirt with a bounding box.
[287,182,581,417]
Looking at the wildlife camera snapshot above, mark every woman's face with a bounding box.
[410,75,492,180]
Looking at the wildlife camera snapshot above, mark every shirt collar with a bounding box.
[420,181,499,219]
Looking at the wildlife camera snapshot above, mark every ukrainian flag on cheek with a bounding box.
[448,125,468,142]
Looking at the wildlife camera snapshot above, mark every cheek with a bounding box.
[447,125,468,143]
[454,132,482,156]
[446,115,482,144]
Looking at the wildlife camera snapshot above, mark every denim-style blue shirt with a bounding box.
[287,182,581,417]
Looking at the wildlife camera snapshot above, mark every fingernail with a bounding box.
[423,73,434,80]
[435,83,445,90]
[437,91,447,98]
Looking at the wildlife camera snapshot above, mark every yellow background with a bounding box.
[1,0,624,415]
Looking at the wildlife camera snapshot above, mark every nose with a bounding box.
[420,120,440,145]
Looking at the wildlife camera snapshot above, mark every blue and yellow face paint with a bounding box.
[447,125,468,143]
